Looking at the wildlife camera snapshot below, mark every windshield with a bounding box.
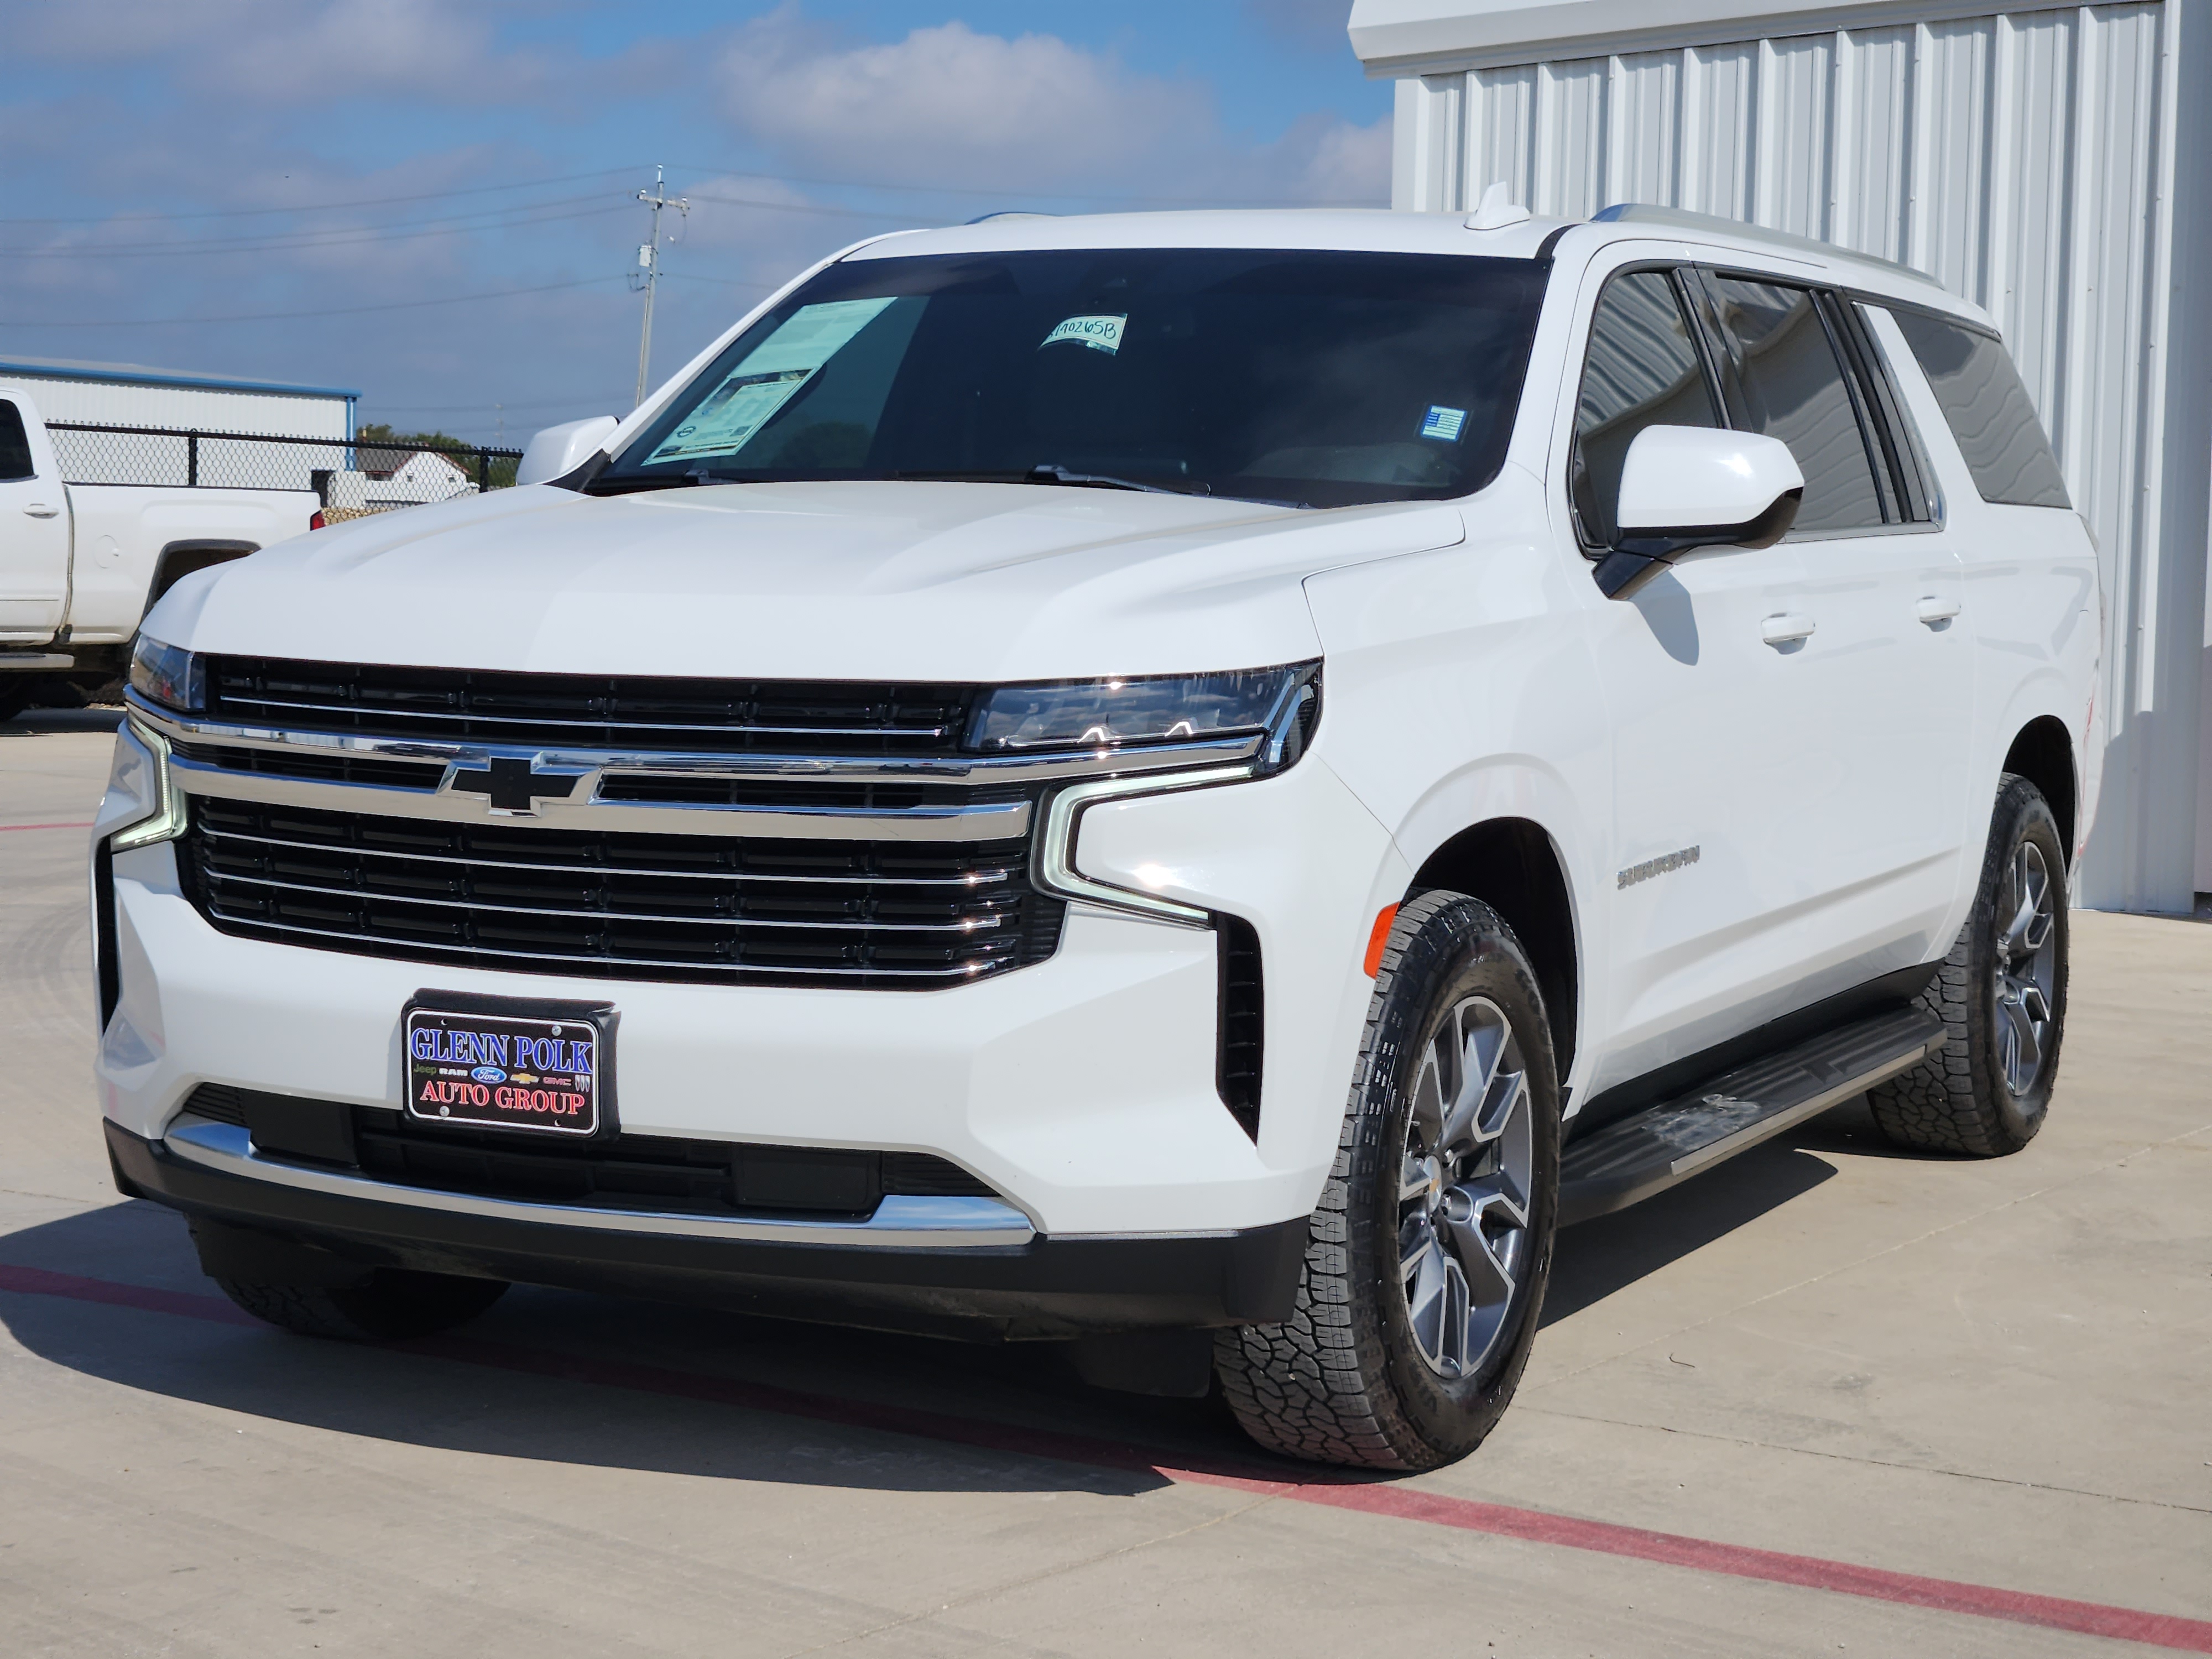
[596,248,1550,508]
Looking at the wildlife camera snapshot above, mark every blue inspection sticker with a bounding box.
[1420,405,1468,442]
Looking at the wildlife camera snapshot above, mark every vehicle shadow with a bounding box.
[2,1105,1874,1494]
[1542,1103,1868,1324]
[0,1198,1244,1500]
[0,707,123,738]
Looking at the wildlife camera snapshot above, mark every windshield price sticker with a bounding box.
[1040,314,1128,355]
[405,1005,603,1136]
[644,298,895,466]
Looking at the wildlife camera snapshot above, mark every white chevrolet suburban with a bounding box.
[92,205,2098,1470]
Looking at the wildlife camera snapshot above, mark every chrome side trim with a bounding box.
[1033,766,1254,926]
[131,693,1264,787]
[168,752,1034,842]
[164,1117,1038,1248]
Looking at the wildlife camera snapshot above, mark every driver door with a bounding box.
[1572,265,1837,1097]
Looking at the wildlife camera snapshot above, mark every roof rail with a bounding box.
[1590,204,1948,291]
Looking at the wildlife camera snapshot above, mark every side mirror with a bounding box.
[517,415,620,487]
[1592,426,1804,598]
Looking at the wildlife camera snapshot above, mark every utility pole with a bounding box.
[632,165,688,409]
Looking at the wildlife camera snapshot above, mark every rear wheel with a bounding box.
[1215,891,1560,1470]
[1869,773,2068,1155]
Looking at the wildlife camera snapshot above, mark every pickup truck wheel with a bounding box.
[0,680,34,722]
[1214,891,1560,1470]
[1868,774,2068,1155]
[213,1269,508,1342]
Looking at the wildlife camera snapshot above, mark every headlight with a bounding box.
[966,661,1320,770]
[128,634,204,713]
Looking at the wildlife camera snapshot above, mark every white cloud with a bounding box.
[15,0,552,105]
[715,13,1216,190]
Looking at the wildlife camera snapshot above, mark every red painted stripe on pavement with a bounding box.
[4,1261,2209,1653]
[0,821,95,832]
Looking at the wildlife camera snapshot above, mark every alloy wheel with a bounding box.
[1993,840,2058,1097]
[1397,995,1534,1379]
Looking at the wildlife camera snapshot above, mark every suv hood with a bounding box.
[160,480,1465,682]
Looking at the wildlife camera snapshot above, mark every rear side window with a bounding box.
[1888,310,2071,508]
[0,401,33,482]
[1699,276,1887,535]
[1570,270,1721,546]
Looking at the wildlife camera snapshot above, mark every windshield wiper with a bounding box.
[1024,463,1212,497]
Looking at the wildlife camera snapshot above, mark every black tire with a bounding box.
[1868,773,2068,1155]
[0,679,34,722]
[1215,890,1561,1470]
[214,1268,509,1341]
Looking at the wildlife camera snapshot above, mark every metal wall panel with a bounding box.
[0,376,349,439]
[1389,1,2208,911]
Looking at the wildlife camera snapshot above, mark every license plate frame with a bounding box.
[402,990,618,1138]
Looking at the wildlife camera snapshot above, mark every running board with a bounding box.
[1558,1006,1946,1226]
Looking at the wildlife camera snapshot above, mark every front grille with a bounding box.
[172,738,445,791]
[181,1084,999,1217]
[179,797,1065,988]
[206,656,980,755]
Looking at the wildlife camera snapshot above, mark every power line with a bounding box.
[0,168,645,226]
[0,274,630,327]
[0,200,632,259]
[670,162,1379,208]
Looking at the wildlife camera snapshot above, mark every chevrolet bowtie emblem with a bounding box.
[446,757,587,815]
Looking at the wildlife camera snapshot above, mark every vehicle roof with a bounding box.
[843,206,1988,329]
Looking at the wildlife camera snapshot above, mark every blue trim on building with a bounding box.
[0,355,360,403]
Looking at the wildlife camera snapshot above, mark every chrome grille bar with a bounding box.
[199,826,1011,886]
[199,915,1001,978]
[200,868,1010,933]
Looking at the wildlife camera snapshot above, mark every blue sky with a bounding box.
[0,1,1388,442]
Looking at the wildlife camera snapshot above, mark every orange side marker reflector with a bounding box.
[1363,904,1400,977]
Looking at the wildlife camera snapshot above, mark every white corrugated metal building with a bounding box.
[1349,0,2211,913]
[0,356,356,441]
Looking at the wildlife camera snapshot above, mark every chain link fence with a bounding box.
[48,423,525,523]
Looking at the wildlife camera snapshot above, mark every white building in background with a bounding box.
[1349,0,2211,913]
[0,356,356,441]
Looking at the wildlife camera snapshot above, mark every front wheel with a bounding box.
[1215,891,1561,1470]
[1869,773,2069,1155]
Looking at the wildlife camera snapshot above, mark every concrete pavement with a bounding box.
[3,711,2207,1657]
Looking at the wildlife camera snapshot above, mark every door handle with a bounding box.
[1916,594,1962,625]
[23,503,58,519]
[1760,612,1816,646]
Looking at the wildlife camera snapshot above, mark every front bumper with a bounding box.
[106,1119,1309,1338]
[95,743,1407,1241]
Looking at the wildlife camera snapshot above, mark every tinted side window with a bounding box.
[1701,276,1887,534]
[1889,310,2070,508]
[0,401,33,483]
[1571,270,1720,546]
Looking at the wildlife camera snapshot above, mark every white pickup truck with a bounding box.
[0,382,321,719]
[94,205,2098,1470]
